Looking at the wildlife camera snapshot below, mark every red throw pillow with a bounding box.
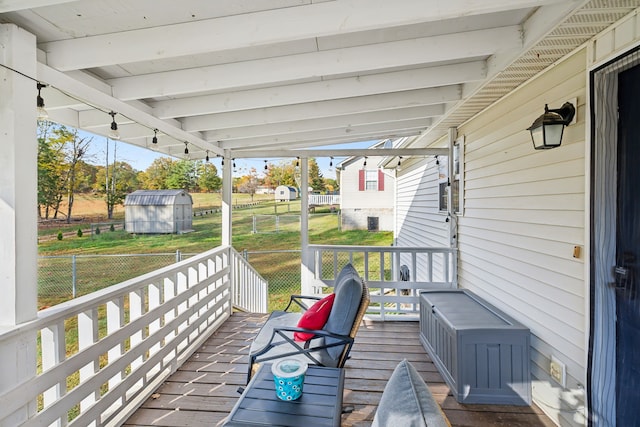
[294,293,336,341]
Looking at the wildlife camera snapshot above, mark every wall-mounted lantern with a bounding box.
[527,102,575,150]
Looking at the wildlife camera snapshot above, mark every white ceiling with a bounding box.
[1,0,638,160]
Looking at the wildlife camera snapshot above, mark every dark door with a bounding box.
[615,64,640,425]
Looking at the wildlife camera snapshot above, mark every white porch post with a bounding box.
[300,158,315,294]
[221,150,232,246]
[0,23,38,423]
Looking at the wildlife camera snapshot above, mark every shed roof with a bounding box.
[124,190,193,206]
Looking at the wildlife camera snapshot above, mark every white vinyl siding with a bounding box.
[395,157,450,282]
[457,48,587,426]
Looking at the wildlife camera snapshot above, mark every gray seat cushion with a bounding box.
[323,263,363,360]
[372,359,449,427]
[249,310,335,367]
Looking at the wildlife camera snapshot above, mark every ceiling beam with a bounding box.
[217,119,430,149]
[40,0,558,71]
[204,106,441,141]
[36,62,224,156]
[184,86,460,132]
[151,61,486,119]
[230,148,450,159]
[0,0,77,13]
[107,26,520,100]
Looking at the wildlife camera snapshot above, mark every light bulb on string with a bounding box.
[152,129,158,144]
[184,142,189,155]
[108,111,120,140]
[205,150,210,162]
[264,160,268,171]
[36,83,48,119]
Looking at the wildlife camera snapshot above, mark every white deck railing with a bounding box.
[307,245,457,320]
[0,245,267,427]
[308,194,340,205]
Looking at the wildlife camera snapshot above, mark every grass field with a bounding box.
[39,193,392,309]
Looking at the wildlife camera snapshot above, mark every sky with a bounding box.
[82,130,378,181]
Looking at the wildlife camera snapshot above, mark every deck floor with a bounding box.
[125,312,556,427]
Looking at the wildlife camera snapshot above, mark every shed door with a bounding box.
[615,64,640,425]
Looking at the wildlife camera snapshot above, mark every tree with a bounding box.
[139,157,175,189]
[237,167,260,201]
[166,160,197,190]
[37,122,65,219]
[94,161,139,218]
[308,158,326,192]
[264,160,296,188]
[59,127,92,223]
[198,162,222,192]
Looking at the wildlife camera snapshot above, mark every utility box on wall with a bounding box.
[419,289,531,405]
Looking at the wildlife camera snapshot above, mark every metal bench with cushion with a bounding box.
[247,263,369,383]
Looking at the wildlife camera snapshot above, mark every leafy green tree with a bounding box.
[139,157,175,189]
[264,160,296,188]
[308,158,325,192]
[198,162,222,192]
[166,160,197,190]
[37,121,67,219]
[94,161,139,219]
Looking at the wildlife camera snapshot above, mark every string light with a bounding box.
[205,150,209,162]
[152,129,158,144]
[264,160,268,171]
[363,156,367,167]
[184,142,189,155]
[36,82,48,119]
[329,157,333,168]
[108,111,120,140]
[435,155,439,165]
[296,157,300,167]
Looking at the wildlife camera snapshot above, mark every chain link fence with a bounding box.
[37,252,189,308]
[38,250,301,311]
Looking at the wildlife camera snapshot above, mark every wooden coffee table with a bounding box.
[224,364,345,427]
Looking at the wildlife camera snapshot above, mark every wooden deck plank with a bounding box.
[125,312,555,427]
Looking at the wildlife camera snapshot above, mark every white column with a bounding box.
[221,150,232,246]
[300,158,315,294]
[0,23,38,423]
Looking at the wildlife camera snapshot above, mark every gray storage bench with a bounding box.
[419,289,531,405]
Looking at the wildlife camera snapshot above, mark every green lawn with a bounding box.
[39,200,392,310]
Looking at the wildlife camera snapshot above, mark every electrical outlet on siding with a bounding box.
[550,356,566,388]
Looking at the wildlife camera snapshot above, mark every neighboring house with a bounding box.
[274,185,297,201]
[255,186,273,195]
[386,22,640,426]
[124,189,193,234]
[337,147,395,231]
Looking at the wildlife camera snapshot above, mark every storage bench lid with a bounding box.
[420,290,527,330]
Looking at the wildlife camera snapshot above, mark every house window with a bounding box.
[359,169,385,191]
[438,138,463,213]
[365,170,378,190]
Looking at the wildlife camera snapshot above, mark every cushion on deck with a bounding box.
[372,359,450,427]
[294,293,335,341]
[322,263,363,360]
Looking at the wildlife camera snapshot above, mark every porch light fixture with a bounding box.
[36,82,48,119]
[152,129,158,144]
[527,102,575,150]
[108,111,120,140]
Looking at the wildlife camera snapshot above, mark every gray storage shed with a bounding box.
[124,190,193,234]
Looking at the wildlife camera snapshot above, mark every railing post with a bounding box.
[176,250,182,262]
[72,254,77,298]
[243,249,248,260]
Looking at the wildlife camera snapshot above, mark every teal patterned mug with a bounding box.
[272,358,308,401]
